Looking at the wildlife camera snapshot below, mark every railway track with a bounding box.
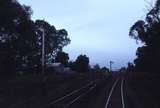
[8,77,126,108]
[7,79,98,108]
[105,78,125,108]
[46,80,98,108]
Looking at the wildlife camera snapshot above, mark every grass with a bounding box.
[0,71,111,108]
[127,72,160,108]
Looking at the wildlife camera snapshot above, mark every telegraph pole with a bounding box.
[42,28,45,76]
[109,61,114,72]
[38,28,45,76]
[38,27,47,96]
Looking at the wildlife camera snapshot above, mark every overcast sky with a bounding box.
[19,0,153,69]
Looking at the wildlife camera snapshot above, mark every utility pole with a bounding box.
[39,28,45,76]
[42,28,45,76]
[109,61,114,72]
[38,27,47,96]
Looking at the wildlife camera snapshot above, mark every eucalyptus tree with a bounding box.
[129,0,160,73]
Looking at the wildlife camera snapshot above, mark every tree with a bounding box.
[68,61,76,71]
[0,0,33,79]
[92,64,109,73]
[55,51,69,66]
[74,55,89,72]
[0,0,71,79]
[101,67,109,73]
[129,0,160,73]
[35,20,70,59]
[127,62,134,72]
[34,20,70,68]
[93,64,100,72]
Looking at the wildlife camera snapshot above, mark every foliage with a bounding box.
[92,64,109,73]
[0,0,70,79]
[55,51,69,66]
[74,55,89,72]
[127,62,134,72]
[101,67,109,73]
[0,0,33,79]
[129,0,160,73]
[35,20,70,65]
[92,64,100,72]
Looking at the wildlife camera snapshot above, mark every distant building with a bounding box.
[46,62,75,74]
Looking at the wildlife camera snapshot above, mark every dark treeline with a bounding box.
[129,0,160,73]
[51,51,110,74]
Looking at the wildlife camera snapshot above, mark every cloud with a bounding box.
[19,0,145,68]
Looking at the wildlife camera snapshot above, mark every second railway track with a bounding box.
[46,80,98,108]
